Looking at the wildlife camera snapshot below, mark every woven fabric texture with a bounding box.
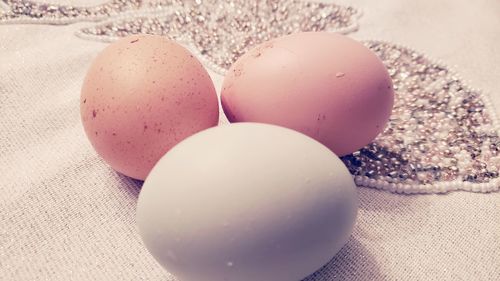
[1,0,499,280]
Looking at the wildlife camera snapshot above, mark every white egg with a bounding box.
[137,123,358,281]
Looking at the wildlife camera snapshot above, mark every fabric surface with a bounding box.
[1,0,499,280]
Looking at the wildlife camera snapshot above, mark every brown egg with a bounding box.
[81,34,219,180]
[221,32,394,156]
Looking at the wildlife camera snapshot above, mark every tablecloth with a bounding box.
[1,0,499,280]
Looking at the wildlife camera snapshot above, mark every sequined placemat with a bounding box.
[0,0,361,73]
[0,0,142,24]
[1,0,498,194]
[351,41,499,193]
[74,0,360,72]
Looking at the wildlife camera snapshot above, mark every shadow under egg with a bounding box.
[302,237,382,281]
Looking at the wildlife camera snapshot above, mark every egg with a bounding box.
[137,123,358,281]
[221,32,394,156]
[81,34,219,180]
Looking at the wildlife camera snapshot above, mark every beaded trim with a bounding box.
[349,41,500,193]
[74,1,361,73]
[0,0,142,24]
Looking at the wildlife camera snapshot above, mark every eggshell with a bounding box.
[81,34,219,180]
[137,123,358,281]
[221,32,394,156]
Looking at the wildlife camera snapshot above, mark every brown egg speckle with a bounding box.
[80,34,219,180]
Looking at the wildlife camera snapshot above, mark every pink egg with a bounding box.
[221,32,394,156]
[81,34,219,180]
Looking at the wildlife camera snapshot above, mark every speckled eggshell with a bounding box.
[137,123,358,281]
[81,34,218,180]
[221,32,394,156]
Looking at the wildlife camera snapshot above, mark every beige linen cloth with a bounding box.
[1,0,499,280]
